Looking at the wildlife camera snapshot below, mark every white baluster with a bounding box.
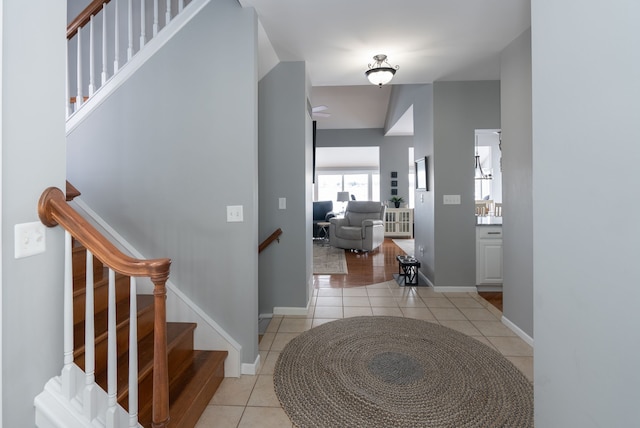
[128,277,138,427]
[83,250,97,420]
[105,269,118,427]
[102,3,108,84]
[66,46,72,117]
[166,0,171,25]
[88,15,96,96]
[76,27,84,109]
[153,0,159,36]
[179,0,184,13]
[114,0,120,73]
[140,0,146,48]
[127,0,133,60]
[61,231,76,399]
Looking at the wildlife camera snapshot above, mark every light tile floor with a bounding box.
[195,281,533,428]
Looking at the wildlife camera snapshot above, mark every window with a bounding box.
[316,172,378,211]
[314,147,380,207]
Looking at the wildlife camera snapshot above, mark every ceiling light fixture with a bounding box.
[365,54,399,87]
[474,135,492,180]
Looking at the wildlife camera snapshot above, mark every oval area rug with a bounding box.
[274,316,533,427]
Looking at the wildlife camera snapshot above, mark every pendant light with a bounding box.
[474,135,492,180]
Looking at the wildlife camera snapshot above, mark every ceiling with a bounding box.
[239,0,531,130]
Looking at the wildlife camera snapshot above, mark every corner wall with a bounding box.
[532,1,640,425]
[66,0,260,364]
[500,29,533,338]
[431,81,500,287]
[1,1,67,424]
[258,62,313,315]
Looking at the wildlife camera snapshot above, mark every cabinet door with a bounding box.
[477,240,503,284]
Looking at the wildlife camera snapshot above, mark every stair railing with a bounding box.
[67,0,189,118]
[258,228,283,253]
[39,187,171,428]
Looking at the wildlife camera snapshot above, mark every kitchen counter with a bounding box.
[476,215,503,226]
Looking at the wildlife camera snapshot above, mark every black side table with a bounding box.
[396,255,421,286]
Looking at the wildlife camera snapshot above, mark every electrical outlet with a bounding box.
[15,221,46,258]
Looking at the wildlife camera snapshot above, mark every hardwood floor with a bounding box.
[313,239,401,288]
[478,292,503,312]
[313,238,503,311]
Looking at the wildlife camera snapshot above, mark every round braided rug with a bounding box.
[274,316,533,428]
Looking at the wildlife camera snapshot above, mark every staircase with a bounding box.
[72,241,227,427]
[35,187,227,428]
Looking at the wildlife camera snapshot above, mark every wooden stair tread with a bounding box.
[138,350,228,428]
[73,294,154,358]
[70,238,228,427]
[94,322,197,400]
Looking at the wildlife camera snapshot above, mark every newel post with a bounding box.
[151,274,170,428]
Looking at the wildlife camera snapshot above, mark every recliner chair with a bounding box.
[329,201,386,251]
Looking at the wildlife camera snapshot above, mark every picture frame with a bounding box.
[391,180,398,187]
[391,188,398,196]
[415,156,428,190]
[390,171,398,178]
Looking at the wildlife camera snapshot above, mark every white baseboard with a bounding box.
[418,271,435,288]
[241,354,261,376]
[502,315,534,347]
[72,198,243,377]
[476,284,503,292]
[273,306,309,316]
[432,286,478,293]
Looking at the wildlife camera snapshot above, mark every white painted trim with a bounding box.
[72,198,243,377]
[0,2,4,419]
[241,354,261,376]
[502,315,534,347]
[418,270,435,288]
[66,0,212,135]
[432,286,477,293]
[259,313,274,319]
[476,284,503,292]
[273,306,309,316]
[35,364,137,428]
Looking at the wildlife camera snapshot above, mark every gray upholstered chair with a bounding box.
[329,201,386,251]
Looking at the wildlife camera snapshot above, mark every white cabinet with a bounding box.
[385,208,413,238]
[476,226,503,286]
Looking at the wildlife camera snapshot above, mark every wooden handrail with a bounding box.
[65,181,81,201]
[38,186,171,428]
[67,0,112,40]
[259,228,283,253]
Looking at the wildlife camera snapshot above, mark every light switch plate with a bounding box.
[227,205,244,222]
[443,195,461,205]
[279,197,286,210]
[15,221,46,258]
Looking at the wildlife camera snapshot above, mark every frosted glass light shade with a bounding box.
[365,67,396,86]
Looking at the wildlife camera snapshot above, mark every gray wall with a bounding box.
[315,128,413,204]
[67,0,260,364]
[411,85,435,282]
[532,1,640,425]
[431,81,501,287]
[500,29,532,337]
[1,0,67,425]
[258,62,313,315]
